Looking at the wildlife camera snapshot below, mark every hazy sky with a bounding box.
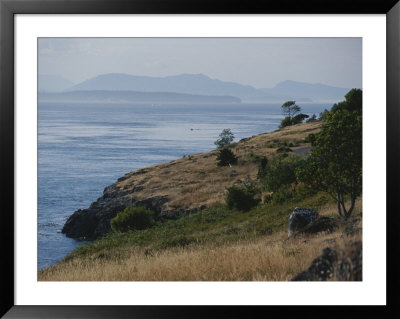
[38,38,362,89]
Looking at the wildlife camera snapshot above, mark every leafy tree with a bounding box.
[279,101,309,128]
[281,101,301,118]
[214,129,235,148]
[331,88,362,114]
[292,113,309,124]
[296,91,362,218]
[216,148,238,167]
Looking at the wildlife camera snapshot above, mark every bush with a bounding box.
[271,185,294,204]
[306,114,318,123]
[216,148,238,166]
[292,183,318,202]
[260,156,268,169]
[292,113,309,124]
[225,184,259,211]
[279,116,293,128]
[111,206,154,233]
[258,155,304,193]
[276,146,292,153]
[304,133,316,144]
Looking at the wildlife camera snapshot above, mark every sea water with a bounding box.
[38,102,328,270]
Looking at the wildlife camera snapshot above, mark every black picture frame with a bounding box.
[1,0,399,318]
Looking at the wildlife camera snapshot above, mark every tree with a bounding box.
[292,113,309,124]
[331,88,362,114]
[281,101,301,119]
[279,101,309,128]
[296,91,362,218]
[216,148,238,167]
[214,128,235,148]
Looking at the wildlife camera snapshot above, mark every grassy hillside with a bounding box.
[38,121,362,281]
[110,121,321,212]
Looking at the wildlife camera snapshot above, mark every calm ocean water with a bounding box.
[38,102,328,270]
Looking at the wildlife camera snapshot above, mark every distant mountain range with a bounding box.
[38,74,74,93]
[39,73,354,103]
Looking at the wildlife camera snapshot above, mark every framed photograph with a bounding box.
[1,0,399,317]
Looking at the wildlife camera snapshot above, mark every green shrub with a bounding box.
[216,148,238,166]
[111,206,154,233]
[225,184,259,211]
[271,185,294,204]
[306,114,318,123]
[292,183,318,202]
[276,146,292,153]
[304,133,316,144]
[292,113,309,124]
[260,156,268,169]
[279,116,293,128]
[258,155,304,192]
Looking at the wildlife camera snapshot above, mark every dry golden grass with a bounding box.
[39,208,361,281]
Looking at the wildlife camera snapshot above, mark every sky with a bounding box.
[38,38,362,89]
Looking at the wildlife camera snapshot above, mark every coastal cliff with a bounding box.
[62,121,322,239]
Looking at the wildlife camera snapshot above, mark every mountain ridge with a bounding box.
[64,73,352,103]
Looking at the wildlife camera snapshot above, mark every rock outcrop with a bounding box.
[62,181,173,239]
[300,216,337,235]
[291,247,337,281]
[288,207,337,237]
[61,179,207,239]
[288,207,319,237]
[291,241,362,281]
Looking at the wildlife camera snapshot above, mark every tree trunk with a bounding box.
[337,193,342,217]
[344,195,356,219]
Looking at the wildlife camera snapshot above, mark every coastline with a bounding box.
[42,121,322,271]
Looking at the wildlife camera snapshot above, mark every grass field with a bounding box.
[39,196,361,281]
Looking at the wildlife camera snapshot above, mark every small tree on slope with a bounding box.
[296,90,362,218]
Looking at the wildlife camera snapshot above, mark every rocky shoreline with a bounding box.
[62,181,203,239]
